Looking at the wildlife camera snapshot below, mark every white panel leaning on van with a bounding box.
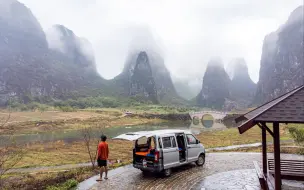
[113,129,205,177]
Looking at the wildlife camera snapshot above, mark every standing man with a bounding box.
[96,134,109,181]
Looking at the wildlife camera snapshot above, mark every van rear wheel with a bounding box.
[162,168,172,177]
[196,154,205,166]
[141,170,149,175]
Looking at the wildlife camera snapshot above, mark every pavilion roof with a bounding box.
[235,85,304,134]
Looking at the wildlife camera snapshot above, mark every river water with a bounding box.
[0,120,229,146]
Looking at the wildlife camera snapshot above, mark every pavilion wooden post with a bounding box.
[262,125,267,176]
[273,122,281,190]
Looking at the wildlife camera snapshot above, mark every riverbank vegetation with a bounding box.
[6,96,200,113]
[0,110,165,135]
[4,125,295,169]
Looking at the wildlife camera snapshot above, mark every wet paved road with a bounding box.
[86,153,304,190]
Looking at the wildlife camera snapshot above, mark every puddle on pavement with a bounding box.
[206,143,262,151]
[199,169,260,190]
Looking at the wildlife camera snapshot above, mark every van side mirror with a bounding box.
[196,140,200,144]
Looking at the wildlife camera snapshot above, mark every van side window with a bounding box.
[186,134,197,145]
[162,136,177,148]
[162,137,172,148]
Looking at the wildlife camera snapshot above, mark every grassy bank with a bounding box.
[6,125,293,168]
[0,111,166,135]
[2,162,131,190]
[197,125,292,148]
[9,140,133,168]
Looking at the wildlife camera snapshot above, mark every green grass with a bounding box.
[46,179,78,190]
[2,161,132,190]
[121,104,200,114]
[196,125,291,148]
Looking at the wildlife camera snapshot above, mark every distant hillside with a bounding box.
[254,5,304,104]
[0,0,110,105]
[229,58,256,108]
[172,78,200,100]
[195,57,257,110]
[196,58,231,110]
[112,50,186,105]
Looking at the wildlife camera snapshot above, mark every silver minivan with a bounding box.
[113,129,205,176]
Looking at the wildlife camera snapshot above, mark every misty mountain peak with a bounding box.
[127,25,164,57]
[46,24,95,68]
[229,58,256,107]
[226,58,248,79]
[196,58,231,109]
[232,58,250,80]
[46,25,77,52]
[114,49,179,103]
[0,0,45,39]
[137,51,149,63]
[286,5,303,25]
[254,5,304,104]
[53,24,75,37]
[207,57,224,68]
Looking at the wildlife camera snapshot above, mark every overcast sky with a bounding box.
[19,0,303,83]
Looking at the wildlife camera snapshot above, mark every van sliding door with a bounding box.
[161,135,179,169]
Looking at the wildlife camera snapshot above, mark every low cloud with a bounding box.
[45,26,66,53]
[20,0,303,82]
[46,25,95,64]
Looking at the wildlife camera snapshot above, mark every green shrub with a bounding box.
[53,96,122,109]
[7,100,50,111]
[100,97,119,108]
[58,106,76,112]
[288,126,304,145]
[46,179,78,190]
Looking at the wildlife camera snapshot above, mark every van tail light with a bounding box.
[154,151,159,162]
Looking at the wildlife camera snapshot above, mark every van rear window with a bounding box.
[137,136,148,145]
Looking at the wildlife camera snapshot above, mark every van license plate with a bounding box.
[143,160,147,168]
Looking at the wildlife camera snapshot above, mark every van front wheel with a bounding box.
[196,154,205,166]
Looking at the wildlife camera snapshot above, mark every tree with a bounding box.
[0,112,24,187]
[288,126,304,146]
[81,124,106,169]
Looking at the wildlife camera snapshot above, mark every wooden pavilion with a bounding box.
[235,85,304,190]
